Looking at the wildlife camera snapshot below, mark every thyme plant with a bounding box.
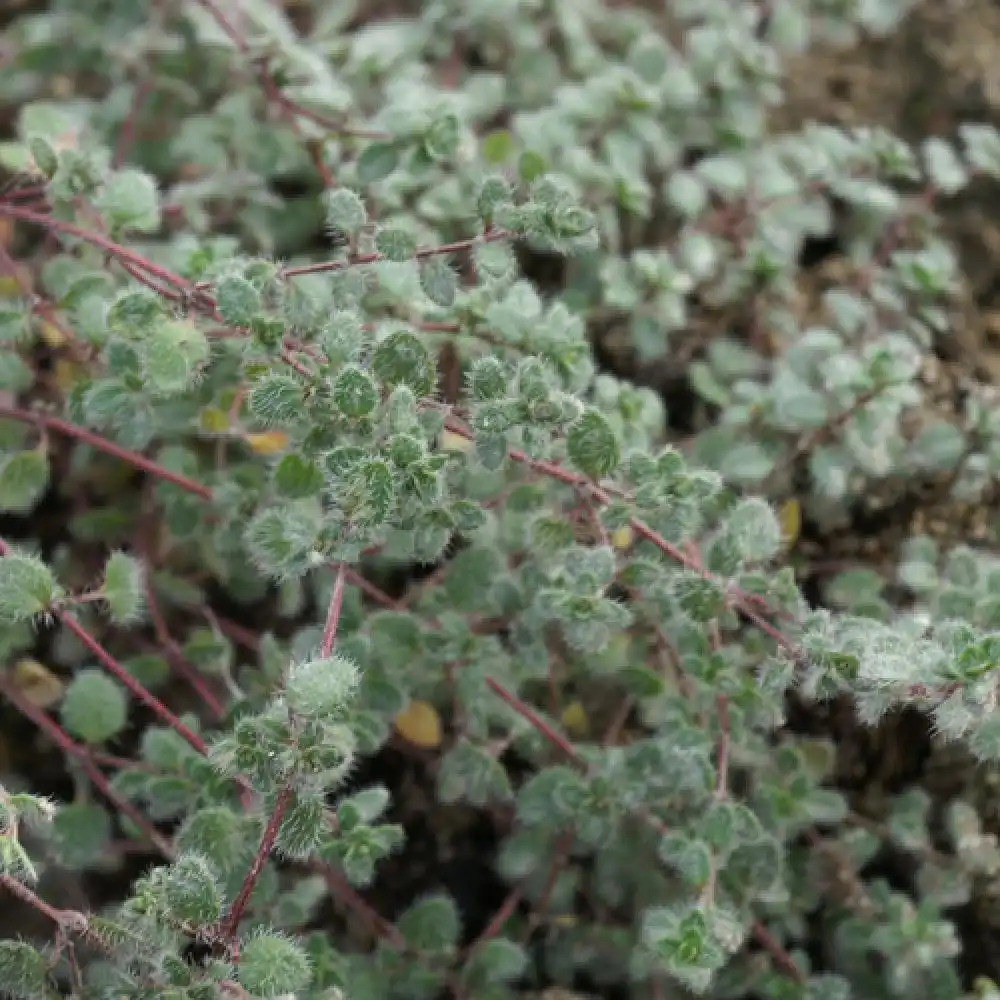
[0,1,999,999]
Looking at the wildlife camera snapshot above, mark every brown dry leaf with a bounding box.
[394,699,443,749]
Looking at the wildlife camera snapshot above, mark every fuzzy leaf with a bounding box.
[0,940,51,1000]
[244,503,322,580]
[0,552,56,623]
[324,187,367,235]
[285,654,360,720]
[97,168,160,232]
[437,739,512,806]
[140,318,209,396]
[567,409,620,480]
[216,275,261,327]
[372,330,435,395]
[398,894,461,953]
[237,932,312,999]
[274,453,324,498]
[356,142,400,185]
[248,374,305,426]
[102,551,143,624]
[61,668,128,744]
[375,227,417,262]
[331,364,379,418]
[163,854,223,926]
[0,450,49,513]
[462,938,528,988]
[419,257,458,306]
[51,802,111,869]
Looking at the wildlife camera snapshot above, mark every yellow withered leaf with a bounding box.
[53,358,86,393]
[560,700,590,738]
[12,658,65,708]
[439,429,473,454]
[778,497,801,550]
[394,699,443,749]
[37,320,67,349]
[611,525,634,551]
[200,407,231,434]
[244,430,289,455]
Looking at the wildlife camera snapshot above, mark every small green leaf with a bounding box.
[248,374,305,426]
[274,453,324,498]
[102,550,144,624]
[0,450,49,513]
[61,669,129,744]
[140,318,209,397]
[331,364,379,418]
[324,187,367,236]
[237,931,312,999]
[357,142,400,185]
[360,458,395,524]
[437,739,512,806]
[51,802,111,869]
[0,552,56,623]
[337,786,391,830]
[372,330,435,395]
[567,409,620,480]
[375,227,417,262]
[518,150,547,182]
[420,257,458,306]
[0,939,52,1000]
[97,168,161,233]
[0,353,34,392]
[285,654,360,720]
[216,275,261,327]
[27,136,58,178]
[244,503,322,581]
[424,113,461,160]
[482,130,514,164]
[163,854,223,926]
[398,894,461,953]
[462,938,528,988]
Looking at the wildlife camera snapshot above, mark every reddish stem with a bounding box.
[57,610,209,756]
[320,563,347,658]
[281,229,510,279]
[143,572,226,720]
[222,783,294,940]
[752,922,804,983]
[344,567,400,611]
[113,76,154,168]
[194,0,387,141]
[0,203,191,293]
[0,872,79,926]
[485,678,581,763]
[315,861,406,948]
[0,404,213,500]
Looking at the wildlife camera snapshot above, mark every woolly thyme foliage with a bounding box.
[2,2,1000,1000]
